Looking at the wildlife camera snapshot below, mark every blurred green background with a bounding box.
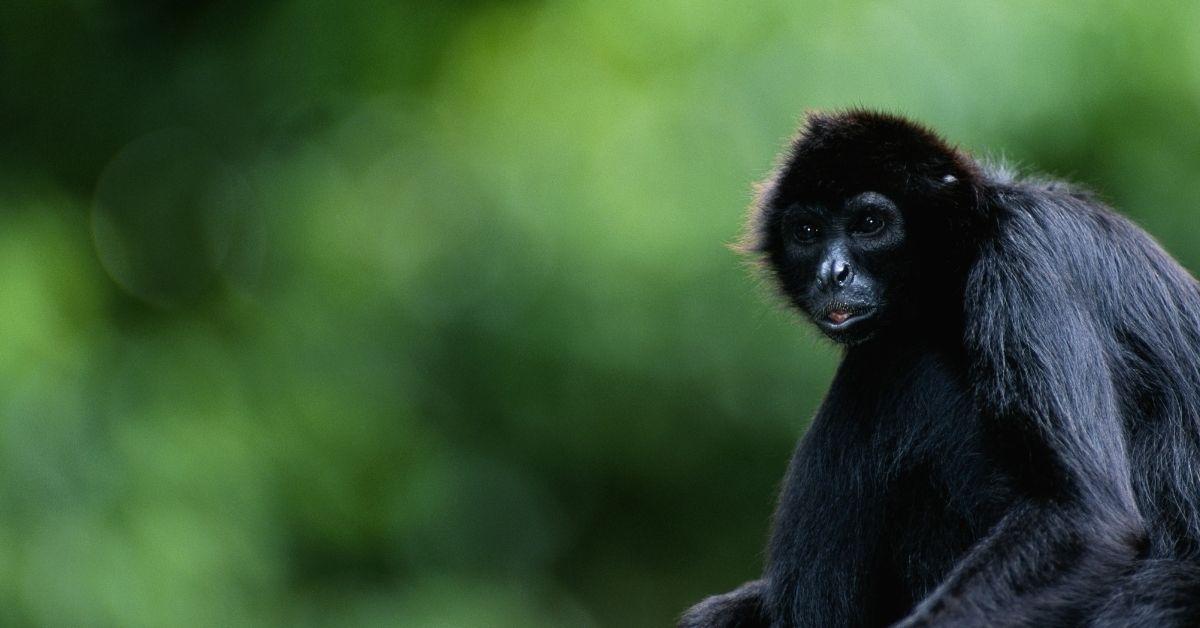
[5,1,1200,626]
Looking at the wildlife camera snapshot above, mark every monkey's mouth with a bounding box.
[817,306,875,331]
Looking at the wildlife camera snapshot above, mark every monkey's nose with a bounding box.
[820,260,854,291]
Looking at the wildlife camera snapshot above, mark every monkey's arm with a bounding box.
[678,580,769,628]
[896,499,1140,627]
[898,230,1145,627]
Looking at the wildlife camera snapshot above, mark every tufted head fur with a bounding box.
[741,110,985,258]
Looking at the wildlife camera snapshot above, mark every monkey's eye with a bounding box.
[793,223,821,243]
[853,213,885,236]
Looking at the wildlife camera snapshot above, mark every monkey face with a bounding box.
[744,111,982,346]
[769,191,909,345]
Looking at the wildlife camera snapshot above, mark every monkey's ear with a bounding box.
[740,110,981,255]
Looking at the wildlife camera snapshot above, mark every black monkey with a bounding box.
[680,111,1200,627]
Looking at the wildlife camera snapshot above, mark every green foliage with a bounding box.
[3,1,1200,626]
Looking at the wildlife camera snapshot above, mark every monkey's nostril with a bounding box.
[835,264,851,284]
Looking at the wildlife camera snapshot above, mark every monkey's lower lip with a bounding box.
[818,308,875,331]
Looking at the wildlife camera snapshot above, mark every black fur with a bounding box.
[681,110,1200,627]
